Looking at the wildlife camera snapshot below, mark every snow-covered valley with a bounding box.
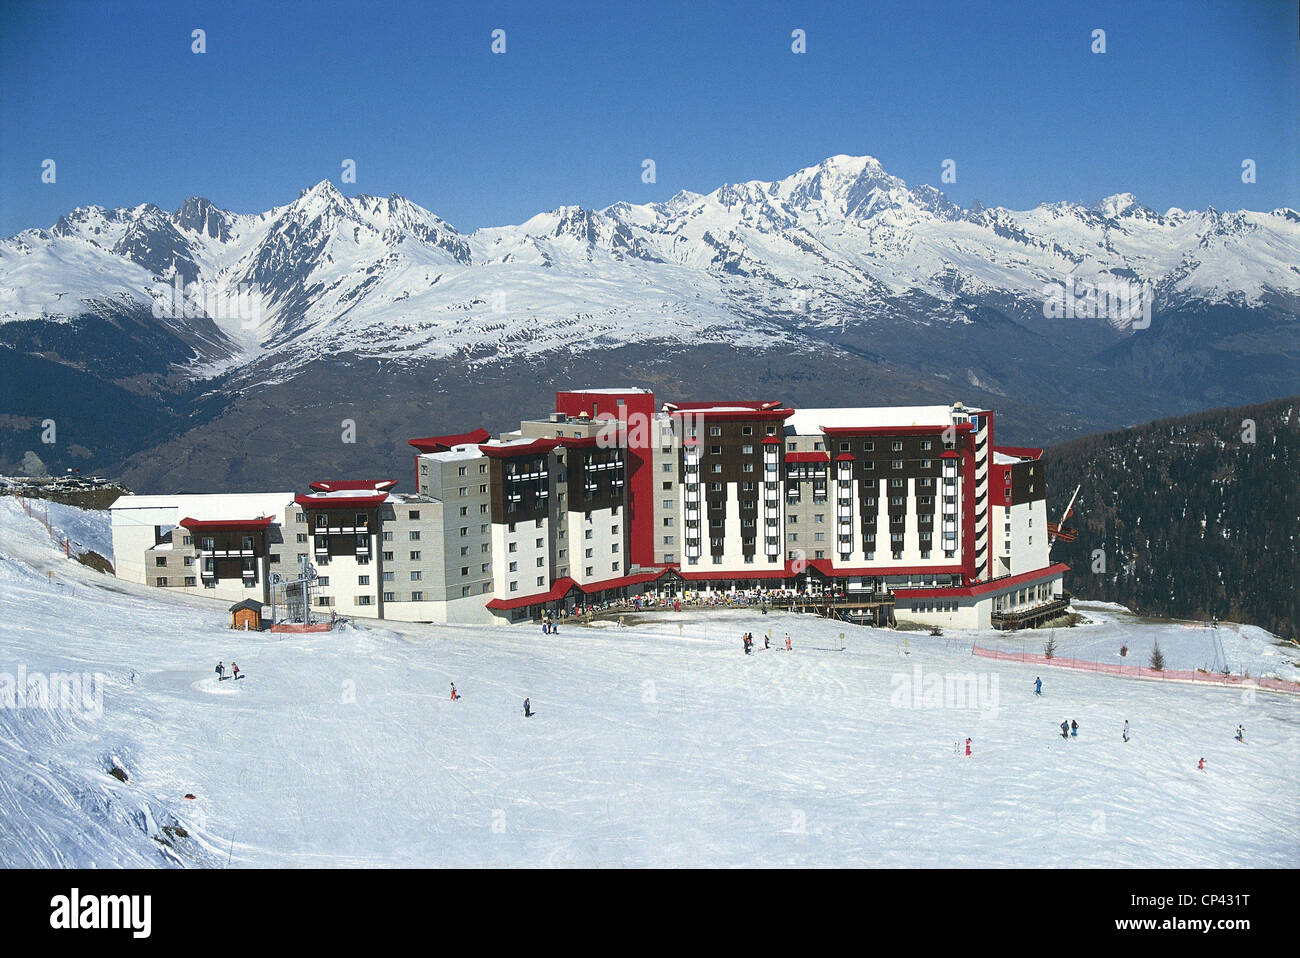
[1,497,1296,868]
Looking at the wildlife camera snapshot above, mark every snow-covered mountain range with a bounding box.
[0,155,1296,490]
[4,154,1297,376]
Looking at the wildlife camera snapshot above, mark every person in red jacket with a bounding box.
[450,682,460,702]
[1198,757,1205,772]
[231,662,240,680]
[965,738,972,757]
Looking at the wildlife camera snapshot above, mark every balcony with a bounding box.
[991,594,1072,631]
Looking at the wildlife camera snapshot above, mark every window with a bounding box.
[711,463,722,473]
[155,556,167,567]
[155,576,168,586]
[742,444,754,455]
[509,561,518,572]
[460,527,468,537]
[297,533,308,543]
[742,425,753,436]
[459,487,467,496]
[356,596,373,606]
[709,426,721,437]
[892,460,903,469]
[410,550,421,560]
[383,571,395,582]
[410,571,422,581]
[411,591,424,602]
[891,441,903,452]
[662,463,674,473]
[461,566,470,577]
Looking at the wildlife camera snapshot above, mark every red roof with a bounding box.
[408,427,491,453]
[761,436,783,445]
[834,453,855,462]
[293,492,389,509]
[308,479,397,493]
[179,516,276,532]
[486,570,673,610]
[579,570,668,593]
[477,439,560,459]
[940,450,961,459]
[486,576,581,611]
[664,401,795,422]
[785,452,830,463]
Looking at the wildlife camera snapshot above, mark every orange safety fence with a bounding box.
[971,644,1300,695]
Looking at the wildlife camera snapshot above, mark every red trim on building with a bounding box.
[293,492,389,509]
[477,439,560,458]
[961,434,978,584]
[785,452,830,463]
[179,516,276,531]
[821,423,973,436]
[666,406,795,422]
[664,400,785,412]
[940,450,960,459]
[554,390,657,573]
[486,577,582,611]
[407,427,491,453]
[894,563,1068,599]
[834,453,855,462]
[761,436,783,445]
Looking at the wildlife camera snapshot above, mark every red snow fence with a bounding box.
[270,623,334,634]
[971,645,1300,696]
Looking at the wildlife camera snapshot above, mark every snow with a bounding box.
[1,499,1297,867]
[785,405,958,434]
[3,155,1296,381]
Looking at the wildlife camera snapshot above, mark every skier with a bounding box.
[231,661,240,680]
[1235,724,1245,743]
[1034,676,1042,697]
[523,697,532,718]
[785,633,792,652]
[1070,719,1078,738]
[1060,720,1069,739]
[965,738,972,757]
[764,632,771,650]
[215,661,225,681]
[1198,757,1205,772]
[743,633,751,655]
[1122,720,1130,743]
[450,682,460,702]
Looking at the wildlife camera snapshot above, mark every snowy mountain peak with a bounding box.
[1095,192,1144,218]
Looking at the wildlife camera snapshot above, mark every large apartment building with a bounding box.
[111,387,1067,630]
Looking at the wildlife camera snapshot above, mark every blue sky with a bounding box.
[1,0,1295,235]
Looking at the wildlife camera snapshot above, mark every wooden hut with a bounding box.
[229,599,265,631]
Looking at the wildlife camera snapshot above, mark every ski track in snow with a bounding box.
[0,496,1297,867]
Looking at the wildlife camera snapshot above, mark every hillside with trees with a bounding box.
[1043,396,1298,641]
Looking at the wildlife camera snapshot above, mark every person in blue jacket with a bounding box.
[1034,676,1042,696]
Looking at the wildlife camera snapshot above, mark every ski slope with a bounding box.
[1,497,1297,868]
